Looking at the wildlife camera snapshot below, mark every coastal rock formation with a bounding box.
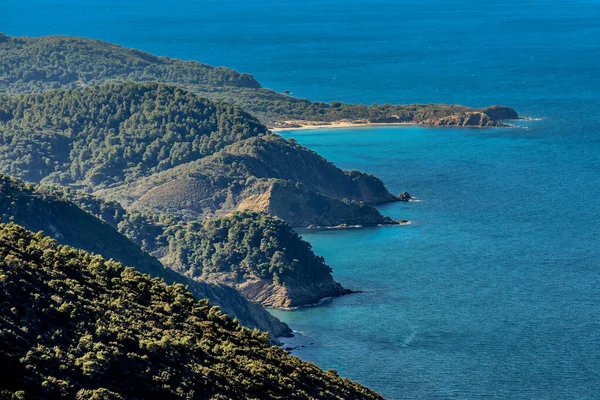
[113,134,399,227]
[425,111,500,127]
[207,274,352,309]
[237,180,398,228]
[397,191,412,202]
[481,105,520,120]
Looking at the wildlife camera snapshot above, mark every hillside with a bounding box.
[13,178,354,308]
[0,223,383,399]
[0,82,399,228]
[0,82,267,186]
[0,174,290,336]
[41,186,357,308]
[0,33,260,92]
[0,33,518,126]
[164,211,352,308]
[105,134,398,227]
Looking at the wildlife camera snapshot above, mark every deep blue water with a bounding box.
[3,1,600,398]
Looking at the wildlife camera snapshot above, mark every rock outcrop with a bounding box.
[425,111,501,127]
[481,105,519,120]
[397,191,412,202]
[206,273,352,309]
[238,180,398,228]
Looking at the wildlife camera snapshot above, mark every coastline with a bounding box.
[270,120,417,132]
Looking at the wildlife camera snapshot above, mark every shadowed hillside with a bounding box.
[0,223,383,399]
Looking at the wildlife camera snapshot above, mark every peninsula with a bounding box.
[0,33,518,128]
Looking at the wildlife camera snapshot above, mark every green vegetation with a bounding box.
[0,174,160,272]
[42,181,351,306]
[103,134,398,227]
[0,82,266,186]
[0,34,515,126]
[0,223,382,399]
[0,32,400,310]
[2,172,349,309]
[0,79,397,227]
[165,211,332,284]
[0,33,260,93]
[0,173,291,336]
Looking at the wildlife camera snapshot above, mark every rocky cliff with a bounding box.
[424,111,501,127]
[107,134,400,227]
[237,180,397,228]
[206,273,352,309]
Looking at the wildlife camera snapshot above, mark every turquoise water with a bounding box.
[3,1,600,398]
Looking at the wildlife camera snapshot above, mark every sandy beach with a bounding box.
[270,120,417,132]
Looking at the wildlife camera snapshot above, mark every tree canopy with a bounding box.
[0,82,266,186]
[0,223,382,399]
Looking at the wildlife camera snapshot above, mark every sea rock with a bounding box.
[397,191,412,202]
[426,112,500,127]
[481,105,519,120]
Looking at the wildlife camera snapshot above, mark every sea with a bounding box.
[3,1,600,398]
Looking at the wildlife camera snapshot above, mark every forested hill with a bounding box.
[0,82,267,186]
[0,33,261,92]
[0,223,383,399]
[163,211,352,308]
[28,180,357,309]
[0,174,291,336]
[0,81,400,227]
[0,33,518,126]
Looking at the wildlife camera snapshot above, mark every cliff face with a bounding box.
[205,273,351,309]
[218,135,398,204]
[425,111,501,127]
[113,134,399,228]
[238,180,397,228]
